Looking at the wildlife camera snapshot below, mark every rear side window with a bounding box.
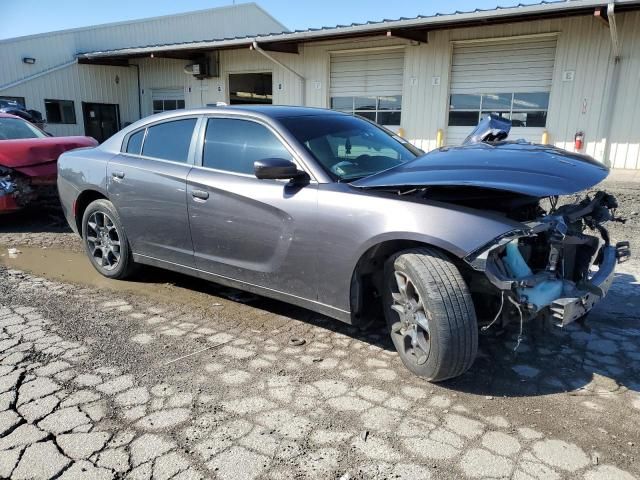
[126,130,144,155]
[203,118,292,175]
[141,118,197,163]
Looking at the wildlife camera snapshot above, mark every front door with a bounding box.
[107,116,200,267]
[83,102,120,143]
[186,116,318,300]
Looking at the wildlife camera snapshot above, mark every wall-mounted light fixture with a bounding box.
[22,57,36,64]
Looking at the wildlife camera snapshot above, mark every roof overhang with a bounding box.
[76,0,640,65]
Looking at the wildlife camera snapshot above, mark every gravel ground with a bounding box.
[0,180,638,479]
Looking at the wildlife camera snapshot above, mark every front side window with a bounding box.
[449,92,549,127]
[202,118,292,175]
[44,99,76,124]
[280,114,420,182]
[331,96,402,126]
[141,118,197,163]
[0,117,47,140]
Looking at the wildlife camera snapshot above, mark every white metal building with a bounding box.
[2,1,640,169]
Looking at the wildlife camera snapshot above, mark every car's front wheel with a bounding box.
[82,199,135,279]
[383,247,478,382]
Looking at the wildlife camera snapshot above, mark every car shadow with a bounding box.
[131,264,640,399]
[5,206,639,399]
[443,271,640,398]
[0,201,72,234]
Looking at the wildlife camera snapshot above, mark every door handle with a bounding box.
[112,171,125,179]
[191,190,209,200]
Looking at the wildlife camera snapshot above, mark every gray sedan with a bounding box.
[57,106,627,381]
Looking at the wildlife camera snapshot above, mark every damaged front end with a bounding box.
[0,166,36,213]
[465,191,630,329]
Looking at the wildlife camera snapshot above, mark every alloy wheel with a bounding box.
[390,271,431,365]
[86,211,121,271]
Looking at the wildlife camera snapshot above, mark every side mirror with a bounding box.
[254,158,304,180]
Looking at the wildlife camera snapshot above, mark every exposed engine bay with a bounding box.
[462,189,630,329]
[359,114,632,336]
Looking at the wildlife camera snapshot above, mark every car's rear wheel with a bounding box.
[383,247,478,382]
[82,199,135,279]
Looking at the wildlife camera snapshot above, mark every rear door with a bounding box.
[107,115,201,266]
[186,116,319,300]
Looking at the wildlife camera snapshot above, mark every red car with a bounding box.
[0,113,98,213]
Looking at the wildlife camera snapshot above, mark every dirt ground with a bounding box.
[0,180,638,479]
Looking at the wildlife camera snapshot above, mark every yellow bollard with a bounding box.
[541,130,549,145]
[397,127,406,138]
[436,128,444,148]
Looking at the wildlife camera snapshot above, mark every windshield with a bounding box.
[280,114,421,181]
[0,117,47,140]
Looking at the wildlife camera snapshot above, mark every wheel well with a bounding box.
[74,190,107,234]
[349,240,474,327]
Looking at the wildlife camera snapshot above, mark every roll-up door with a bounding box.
[447,36,557,145]
[330,49,404,127]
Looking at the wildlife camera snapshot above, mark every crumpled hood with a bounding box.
[351,142,609,197]
[0,136,98,177]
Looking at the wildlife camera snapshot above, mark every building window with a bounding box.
[0,96,26,107]
[152,99,185,114]
[448,92,549,128]
[45,99,76,124]
[331,96,402,126]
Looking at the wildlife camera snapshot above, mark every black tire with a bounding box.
[383,247,478,382]
[81,199,136,279]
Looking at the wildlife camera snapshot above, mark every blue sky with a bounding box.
[2,0,532,40]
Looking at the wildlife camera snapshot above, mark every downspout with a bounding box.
[251,41,306,106]
[601,2,621,167]
[129,63,142,120]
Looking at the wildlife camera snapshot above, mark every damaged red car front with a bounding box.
[0,113,98,213]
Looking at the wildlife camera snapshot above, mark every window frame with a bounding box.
[44,99,77,124]
[120,115,202,166]
[330,95,403,127]
[188,114,315,182]
[448,92,549,128]
[152,98,186,114]
[0,96,26,108]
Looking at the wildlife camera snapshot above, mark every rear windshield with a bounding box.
[0,117,47,140]
[279,114,420,181]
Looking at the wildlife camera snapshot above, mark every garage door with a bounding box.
[447,36,557,145]
[330,49,404,127]
[151,88,185,115]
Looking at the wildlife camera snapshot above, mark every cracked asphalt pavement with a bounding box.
[0,180,638,479]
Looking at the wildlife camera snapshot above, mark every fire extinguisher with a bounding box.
[574,131,584,151]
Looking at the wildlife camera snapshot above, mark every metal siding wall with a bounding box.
[134,58,188,117]
[3,9,639,168]
[396,15,636,162]
[0,63,137,137]
[609,11,640,169]
[0,3,286,88]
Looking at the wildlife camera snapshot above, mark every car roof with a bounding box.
[217,105,345,119]
[0,112,22,119]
